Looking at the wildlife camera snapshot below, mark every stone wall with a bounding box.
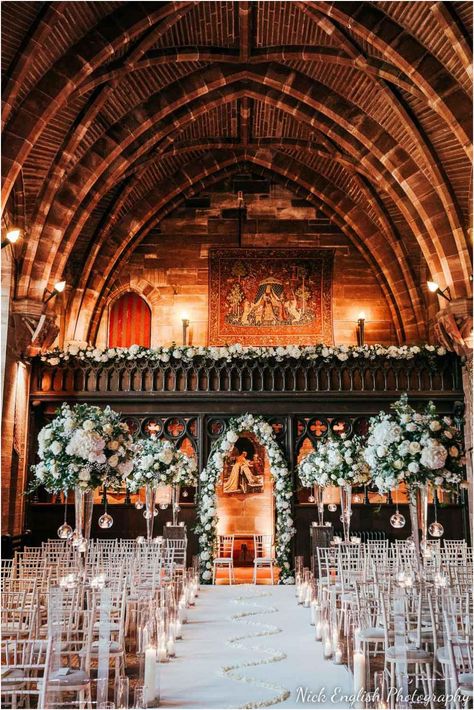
[96,183,398,347]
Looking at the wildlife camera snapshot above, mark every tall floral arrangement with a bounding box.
[298,434,371,488]
[128,437,197,491]
[31,403,134,492]
[364,394,465,493]
[195,414,295,584]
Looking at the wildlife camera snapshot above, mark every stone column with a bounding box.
[1,299,58,534]
[434,298,473,539]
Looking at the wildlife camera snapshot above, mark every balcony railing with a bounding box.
[30,353,462,399]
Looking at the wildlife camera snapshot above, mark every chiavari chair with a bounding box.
[1,590,37,641]
[212,535,235,585]
[1,637,52,710]
[380,587,435,708]
[253,534,275,584]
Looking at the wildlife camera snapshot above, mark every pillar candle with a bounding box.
[157,642,167,663]
[167,634,175,657]
[304,585,312,608]
[144,647,157,706]
[353,650,366,709]
[310,600,319,626]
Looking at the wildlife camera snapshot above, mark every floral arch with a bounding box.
[195,413,295,584]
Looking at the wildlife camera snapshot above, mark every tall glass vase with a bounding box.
[314,485,325,526]
[339,484,352,542]
[145,484,157,541]
[172,485,181,526]
[408,483,428,569]
[74,485,94,543]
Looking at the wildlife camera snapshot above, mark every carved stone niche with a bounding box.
[10,299,59,357]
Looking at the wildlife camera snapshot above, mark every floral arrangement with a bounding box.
[128,436,198,491]
[31,403,134,493]
[298,434,371,488]
[195,414,295,584]
[363,394,465,493]
[40,342,448,366]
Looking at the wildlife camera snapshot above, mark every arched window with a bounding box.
[108,292,151,348]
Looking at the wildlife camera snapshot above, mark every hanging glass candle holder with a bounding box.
[98,488,114,529]
[390,486,406,529]
[428,489,444,538]
[135,497,144,510]
[57,490,73,539]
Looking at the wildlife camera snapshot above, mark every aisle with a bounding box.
[160,585,353,709]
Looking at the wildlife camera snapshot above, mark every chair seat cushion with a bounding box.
[358,627,385,642]
[49,669,90,687]
[255,558,273,563]
[408,630,434,642]
[385,644,433,663]
[436,646,471,665]
[1,668,26,687]
[213,558,233,564]
[90,640,123,654]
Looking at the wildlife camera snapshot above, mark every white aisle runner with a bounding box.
[160,585,353,709]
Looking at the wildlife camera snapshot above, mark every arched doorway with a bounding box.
[196,414,295,584]
[215,432,274,576]
[108,292,151,348]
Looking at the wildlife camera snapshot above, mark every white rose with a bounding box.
[226,431,238,444]
[82,420,95,432]
[409,441,421,454]
[420,441,447,470]
[50,441,62,455]
[103,423,113,435]
[429,421,441,431]
[393,459,403,470]
[408,461,419,473]
[376,446,387,457]
[406,423,417,432]
[78,469,90,481]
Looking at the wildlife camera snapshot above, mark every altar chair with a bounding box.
[212,535,235,585]
[253,535,275,584]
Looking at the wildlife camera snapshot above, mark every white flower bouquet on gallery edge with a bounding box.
[30,402,134,493]
[128,436,197,491]
[298,434,371,489]
[364,393,465,494]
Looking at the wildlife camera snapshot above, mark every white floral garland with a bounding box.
[40,342,447,366]
[195,414,295,584]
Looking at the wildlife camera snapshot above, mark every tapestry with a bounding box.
[208,248,334,345]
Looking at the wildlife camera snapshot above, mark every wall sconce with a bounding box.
[181,311,189,346]
[44,280,66,303]
[1,228,21,249]
[356,312,366,346]
[427,281,452,302]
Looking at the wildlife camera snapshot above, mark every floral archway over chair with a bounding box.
[195,413,295,584]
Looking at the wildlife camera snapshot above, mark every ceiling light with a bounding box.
[1,228,21,248]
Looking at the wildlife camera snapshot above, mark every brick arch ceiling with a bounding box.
[2,1,472,339]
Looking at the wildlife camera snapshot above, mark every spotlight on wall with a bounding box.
[356,312,366,346]
[427,281,452,302]
[181,311,190,346]
[1,228,21,248]
[44,280,67,303]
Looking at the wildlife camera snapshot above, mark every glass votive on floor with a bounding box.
[115,676,130,709]
[133,686,145,709]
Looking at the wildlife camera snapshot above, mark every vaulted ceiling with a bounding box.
[2,1,472,342]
